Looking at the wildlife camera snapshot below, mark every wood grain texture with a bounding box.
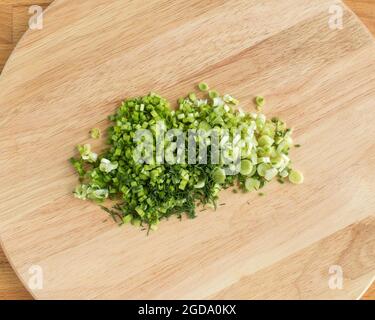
[0,0,374,300]
[0,249,31,299]
[0,0,52,300]
[0,0,53,70]
[345,0,375,36]
[211,217,375,300]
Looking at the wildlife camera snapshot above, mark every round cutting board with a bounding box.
[0,0,374,300]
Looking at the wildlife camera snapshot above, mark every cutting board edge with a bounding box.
[0,0,374,300]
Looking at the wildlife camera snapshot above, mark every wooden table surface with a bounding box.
[0,0,374,300]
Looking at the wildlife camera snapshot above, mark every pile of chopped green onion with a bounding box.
[70,83,303,231]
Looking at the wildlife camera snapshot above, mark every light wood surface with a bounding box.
[0,0,374,300]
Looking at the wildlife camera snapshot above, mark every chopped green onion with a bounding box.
[264,168,278,181]
[99,158,118,173]
[122,215,133,224]
[150,224,158,231]
[289,169,304,184]
[189,93,197,102]
[194,179,205,189]
[90,128,101,139]
[257,163,270,177]
[78,144,98,163]
[131,218,141,227]
[255,96,265,108]
[71,84,302,232]
[258,135,274,147]
[209,90,219,99]
[212,168,226,184]
[240,160,253,176]
[198,82,209,92]
[245,178,260,192]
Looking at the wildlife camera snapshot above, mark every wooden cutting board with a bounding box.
[0,0,374,300]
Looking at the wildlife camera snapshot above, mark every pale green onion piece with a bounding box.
[150,224,158,231]
[279,169,289,178]
[99,158,119,173]
[90,189,109,200]
[194,179,205,189]
[213,97,224,107]
[258,135,274,147]
[264,168,278,181]
[90,128,101,139]
[179,179,188,190]
[74,184,90,200]
[244,178,260,192]
[249,165,257,177]
[209,90,219,99]
[135,207,146,217]
[131,218,141,227]
[122,215,133,224]
[74,184,108,202]
[257,163,271,177]
[240,159,253,176]
[255,114,266,129]
[198,121,211,131]
[259,156,271,164]
[255,96,265,108]
[78,144,98,163]
[212,183,222,196]
[189,93,197,102]
[198,82,209,92]
[289,169,304,184]
[223,94,239,105]
[212,168,226,184]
